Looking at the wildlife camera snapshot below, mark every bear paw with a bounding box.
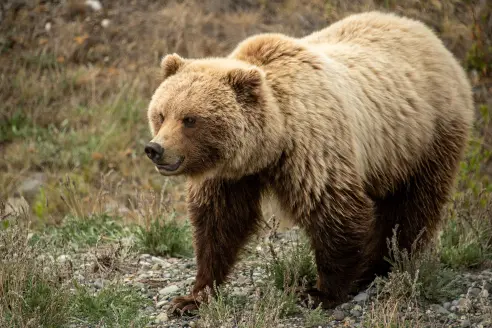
[299,287,346,310]
[169,295,202,316]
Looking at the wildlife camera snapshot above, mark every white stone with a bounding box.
[159,285,179,296]
[85,0,102,11]
[155,312,168,323]
[101,19,110,28]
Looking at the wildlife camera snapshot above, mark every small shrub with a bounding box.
[135,212,194,258]
[379,227,462,305]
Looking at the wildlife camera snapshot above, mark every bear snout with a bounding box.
[144,142,164,163]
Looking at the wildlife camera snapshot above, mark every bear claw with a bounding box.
[170,295,201,316]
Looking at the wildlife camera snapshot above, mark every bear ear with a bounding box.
[225,67,265,103]
[160,53,186,80]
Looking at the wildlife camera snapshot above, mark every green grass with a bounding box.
[439,190,492,269]
[70,283,151,328]
[134,212,194,258]
[31,213,136,251]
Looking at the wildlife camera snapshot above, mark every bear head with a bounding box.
[145,53,284,179]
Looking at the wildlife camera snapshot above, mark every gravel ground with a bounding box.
[54,230,492,328]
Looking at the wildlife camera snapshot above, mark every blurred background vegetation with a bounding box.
[0,0,491,228]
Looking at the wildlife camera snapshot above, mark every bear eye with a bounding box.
[183,117,196,128]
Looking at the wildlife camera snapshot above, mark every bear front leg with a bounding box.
[170,175,263,315]
[301,187,376,309]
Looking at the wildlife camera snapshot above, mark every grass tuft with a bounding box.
[135,213,194,258]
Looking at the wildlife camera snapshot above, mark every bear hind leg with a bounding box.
[367,119,469,281]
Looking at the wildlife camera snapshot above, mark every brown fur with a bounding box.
[145,11,474,313]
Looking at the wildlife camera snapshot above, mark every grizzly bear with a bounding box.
[144,11,474,314]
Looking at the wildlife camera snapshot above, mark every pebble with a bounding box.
[350,309,361,317]
[155,312,169,323]
[85,0,102,11]
[333,309,345,321]
[341,303,351,310]
[461,319,471,328]
[159,285,179,296]
[353,292,368,303]
[57,254,71,264]
[469,287,481,297]
[101,18,110,28]
[156,300,168,308]
[430,304,450,315]
[93,279,104,289]
[152,256,168,265]
[443,302,451,310]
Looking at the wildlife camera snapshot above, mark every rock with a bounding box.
[461,319,471,328]
[468,287,481,297]
[156,300,167,308]
[93,279,104,289]
[353,292,368,303]
[341,303,351,310]
[350,309,361,317]
[457,298,470,313]
[151,263,161,271]
[159,285,179,296]
[152,256,168,265]
[16,173,46,203]
[85,0,102,11]
[443,302,451,310]
[155,312,169,323]
[450,306,457,312]
[452,300,459,306]
[333,309,345,321]
[101,19,110,28]
[57,254,71,264]
[430,304,450,315]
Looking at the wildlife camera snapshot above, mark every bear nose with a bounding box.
[144,142,164,162]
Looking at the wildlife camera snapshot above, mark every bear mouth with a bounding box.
[156,156,184,173]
